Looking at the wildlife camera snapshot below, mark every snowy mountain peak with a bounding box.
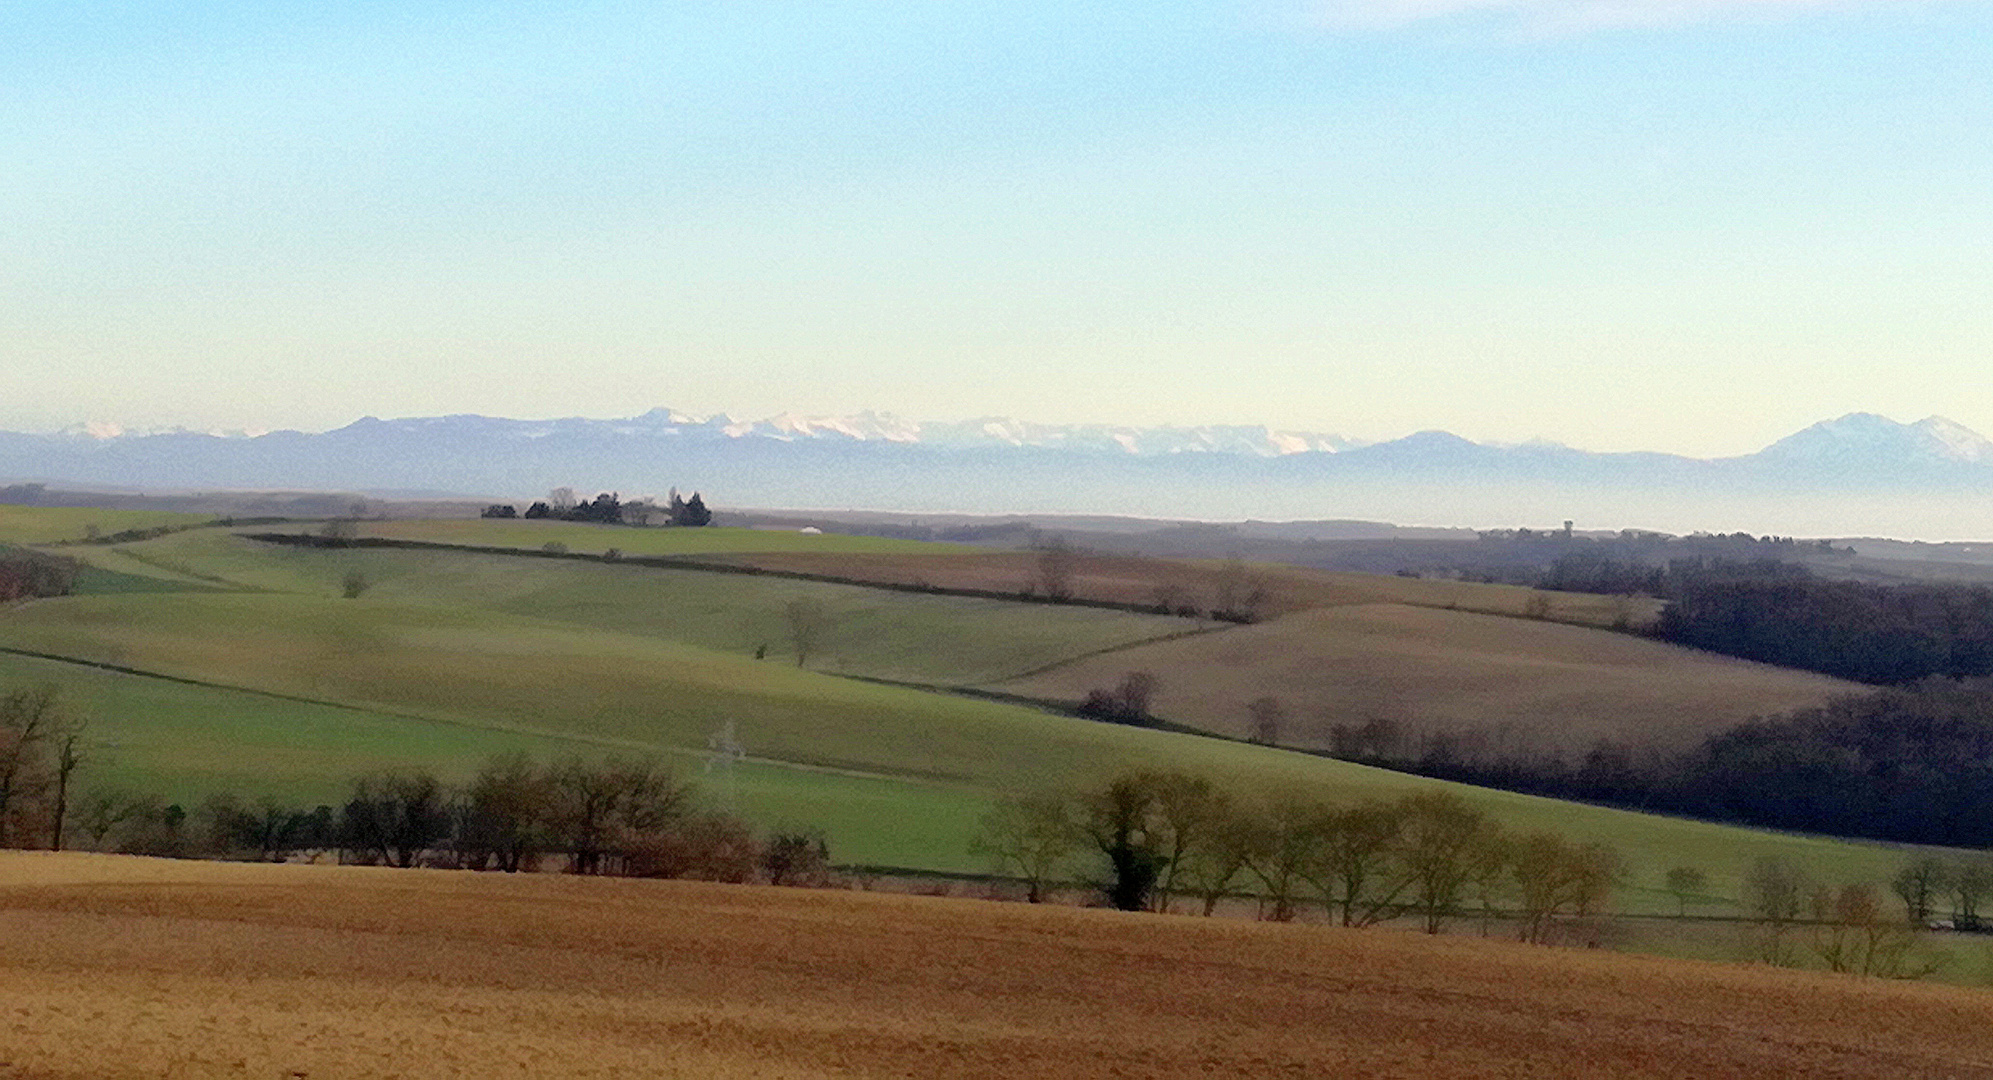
[1758,413,1993,467]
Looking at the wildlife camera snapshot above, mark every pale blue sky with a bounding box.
[4,0,1988,455]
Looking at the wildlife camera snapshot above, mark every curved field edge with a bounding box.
[0,592,1946,911]
[2,853,1991,1080]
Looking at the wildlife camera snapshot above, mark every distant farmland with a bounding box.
[993,602,1855,757]
[5,853,1991,1080]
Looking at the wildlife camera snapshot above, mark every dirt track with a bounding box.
[2,853,1990,1079]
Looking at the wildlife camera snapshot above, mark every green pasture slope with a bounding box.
[69,529,1195,683]
[0,504,210,545]
[0,580,1946,914]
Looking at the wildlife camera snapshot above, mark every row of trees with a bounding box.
[973,771,1620,943]
[18,740,833,887]
[484,488,713,528]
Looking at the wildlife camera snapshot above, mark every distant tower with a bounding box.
[705,720,744,814]
[1563,520,1574,538]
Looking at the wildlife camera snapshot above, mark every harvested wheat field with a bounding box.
[4,854,1991,1079]
[995,602,1853,756]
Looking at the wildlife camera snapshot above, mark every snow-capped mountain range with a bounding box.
[7,410,1993,537]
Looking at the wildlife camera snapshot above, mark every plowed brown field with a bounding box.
[4,853,1990,1079]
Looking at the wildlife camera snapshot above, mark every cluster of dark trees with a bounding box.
[13,738,832,887]
[1529,555,1993,686]
[484,487,712,527]
[1076,672,1160,726]
[0,547,78,602]
[1355,680,1993,850]
[974,770,1619,943]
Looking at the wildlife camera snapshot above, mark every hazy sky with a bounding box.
[5,0,1988,456]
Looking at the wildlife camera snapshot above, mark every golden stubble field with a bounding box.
[4,854,1991,1079]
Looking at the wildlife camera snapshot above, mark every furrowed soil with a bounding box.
[3,854,1991,1080]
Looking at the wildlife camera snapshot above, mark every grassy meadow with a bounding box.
[0,508,1958,913]
[0,504,210,544]
[4,852,1992,1080]
[342,517,958,556]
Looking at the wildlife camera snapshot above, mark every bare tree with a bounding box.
[1175,800,1258,916]
[1741,856,1813,966]
[1809,882,1944,979]
[1246,697,1284,747]
[340,770,452,868]
[970,791,1078,903]
[1312,802,1409,928]
[1950,858,1993,932]
[49,728,82,851]
[1665,866,1708,918]
[548,487,578,514]
[1396,792,1505,935]
[1212,556,1271,623]
[1242,796,1329,922]
[461,752,549,872]
[545,756,692,875]
[0,686,73,847]
[1509,831,1621,945]
[1149,772,1223,912]
[1032,535,1079,601]
[1892,858,1952,925]
[782,597,831,668]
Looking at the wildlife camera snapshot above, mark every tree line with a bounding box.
[1537,555,1993,686]
[484,487,712,527]
[973,770,1621,944]
[1342,680,1993,850]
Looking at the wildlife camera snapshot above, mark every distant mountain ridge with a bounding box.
[7,410,1993,537]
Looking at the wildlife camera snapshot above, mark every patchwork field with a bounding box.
[3,853,1991,1080]
[994,602,1856,756]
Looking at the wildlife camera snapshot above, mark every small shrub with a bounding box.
[340,571,369,599]
[542,541,568,555]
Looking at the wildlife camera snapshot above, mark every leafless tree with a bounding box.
[0,686,73,847]
[549,486,578,514]
[1396,792,1505,935]
[1212,556,1271,623]
[1892,858,1952,925]
[1032,534,1079,601]
[1509,831,1621,944]
[1665,866,1708,918]
[545,756,692,875]
[1311,802,1409,927]
[1950,858,1993,932]
[49,728,82,851]
[1246,697,1284,746]
[1809,882,1945,979]
[1242,796,1329,922]
[1149,772,1225,912]
[1741,856,1813,966]
[970,790,1078,903]
[1175,800,1259,916]
[783,597,831,668]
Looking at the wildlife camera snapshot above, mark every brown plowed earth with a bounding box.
[3,854,1990,1079]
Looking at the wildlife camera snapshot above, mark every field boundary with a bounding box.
[0,643,962,785]
[241,532,1225,619]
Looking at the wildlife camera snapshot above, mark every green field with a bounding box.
[0,508,1956,913]
[0,582,1940,911]
[0,504,211,544]
[341,518,960,557]
[68,529,1196,682]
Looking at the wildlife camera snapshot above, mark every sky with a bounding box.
[4,0,1989,457]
